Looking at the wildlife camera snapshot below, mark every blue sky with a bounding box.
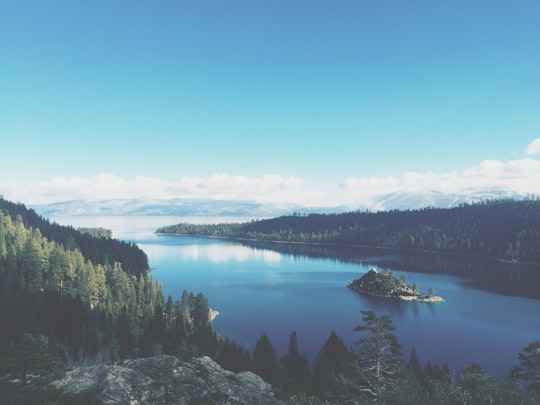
[2,1,540,208]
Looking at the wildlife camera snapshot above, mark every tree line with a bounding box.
[212,311,540,404]
[158,197,540,264]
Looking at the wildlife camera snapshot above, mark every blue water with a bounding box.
[53,216,540,376]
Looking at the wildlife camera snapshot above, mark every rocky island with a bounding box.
[348,269,444,302]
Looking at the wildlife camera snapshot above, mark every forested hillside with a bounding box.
[158,198,540,264]
[0,198,218,402]
[0,198,148,277]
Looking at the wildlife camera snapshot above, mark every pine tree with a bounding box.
[252,333,280,387]
[407,346,423,381]
[20,237,43,293]
[281,331,311,394]
[345,310,402,400]
[512,340,540,394]
[312,330,350,399]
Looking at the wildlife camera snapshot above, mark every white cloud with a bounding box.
[0,173,325,207]
[179,244,281,264]
[525,138,540,155]
[2,157,540,211]
[342,158,540,200]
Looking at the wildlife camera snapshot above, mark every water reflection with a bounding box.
[177,243,282,264]
[359,293,439,318]
[239,240,540,299]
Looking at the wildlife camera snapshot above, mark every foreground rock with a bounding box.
[348,268,444,302]
[54,355,285,405]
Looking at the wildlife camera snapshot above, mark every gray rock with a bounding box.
[54,354,286,404]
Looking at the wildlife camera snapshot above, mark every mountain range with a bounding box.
[30,189,526,218]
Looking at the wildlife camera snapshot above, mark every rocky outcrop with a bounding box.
[209,308,220,322]
[348,268,444,302]
[54,355,285,405]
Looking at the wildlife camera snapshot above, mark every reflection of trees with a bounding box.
[238,240,540,299]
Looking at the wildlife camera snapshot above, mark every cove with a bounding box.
[52,215,540,377]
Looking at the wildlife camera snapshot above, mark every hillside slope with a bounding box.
[159,198,540,264]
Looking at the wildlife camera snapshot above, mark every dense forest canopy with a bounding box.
[0,198,148,277]
[158,198,540,264]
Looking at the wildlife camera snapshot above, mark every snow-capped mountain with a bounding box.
[365,188,525,211]
[31,198,279,218]
[30,189,527,219]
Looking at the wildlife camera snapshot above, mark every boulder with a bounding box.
[54,354,285,404]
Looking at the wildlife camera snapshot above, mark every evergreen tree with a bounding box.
[312,330,350,399]
[456,364,497,405]
[252,333,281,387]
[512,340,540,394]
[215,337,252,372]
[407,345,423,381]
[345,311,402,401]
[281,331,312,394]
[190,292,217,356]
[20,237,43,293]
[0,333,59,387]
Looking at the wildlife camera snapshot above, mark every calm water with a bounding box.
[53,216,540,376]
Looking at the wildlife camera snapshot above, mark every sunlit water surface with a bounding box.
[52,215,540,376]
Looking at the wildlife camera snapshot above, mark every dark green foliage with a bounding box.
[512,340,540,394]
[280,331,312,394]
[0,197,149,277]
[0,197,219,402]
[423,360,451,384]
[379,369,426,405]
[215,336,252,372]
[159,198,540,264]
[312,330,350,399]
[0,333,59,387]
[495,374,539,405]
[252,333,281,387]
[77,227,112,239]
[407,346,423,381]
[348,268,438,300]
[456,364,498,404]
[0,333,63,404]
[346,310,403,400]
[350,269,409,297]
[157,221,244,237]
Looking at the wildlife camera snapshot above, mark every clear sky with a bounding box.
[2,1,540,208]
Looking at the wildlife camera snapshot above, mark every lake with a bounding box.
[52,215,540,377]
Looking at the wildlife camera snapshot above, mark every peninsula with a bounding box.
[348,269,444,302]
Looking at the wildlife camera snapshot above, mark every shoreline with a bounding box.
[155,232,540,268]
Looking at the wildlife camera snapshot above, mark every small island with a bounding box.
[348,268,444,302]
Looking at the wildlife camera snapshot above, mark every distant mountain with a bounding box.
[30,189,527,218]
[31,198,278,217]
[365,188,525,211]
